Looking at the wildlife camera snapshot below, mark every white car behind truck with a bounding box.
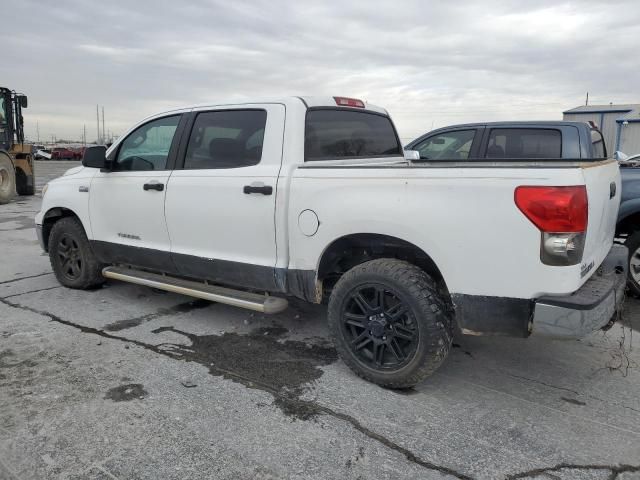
[36,97,626,387]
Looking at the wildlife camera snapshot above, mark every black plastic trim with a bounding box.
[91,241,177,274]
[88,241,324,300]
[451,294,532,337]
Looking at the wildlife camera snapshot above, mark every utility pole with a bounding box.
[36,122,40,143]
[585,92,589,106]
[96,104,100,144]
[102,106,105,143]
[83,124,86,147]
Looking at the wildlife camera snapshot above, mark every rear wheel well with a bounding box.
[42,208,82,251]
[317,233,449,304]
[617,212,640,238]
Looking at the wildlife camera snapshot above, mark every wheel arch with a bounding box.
[41,207,85,252]
[315,232,449,303]
[617,208,640,237]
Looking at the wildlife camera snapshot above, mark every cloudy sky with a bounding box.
[3,0,639,143]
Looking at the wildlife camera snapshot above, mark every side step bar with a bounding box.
[102,266,288,314]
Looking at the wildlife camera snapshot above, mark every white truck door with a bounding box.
[164,104,285,291]
[89,114,183,271]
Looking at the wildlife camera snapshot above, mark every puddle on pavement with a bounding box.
[150,324,337,417]
[104,383,148,402]
[103,299,211,332]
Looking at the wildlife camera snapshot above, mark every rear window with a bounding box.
[486,128,562,159]
[591,129,606,158]
[305,109,401,161]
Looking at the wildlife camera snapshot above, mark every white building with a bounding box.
[563,104,640,156]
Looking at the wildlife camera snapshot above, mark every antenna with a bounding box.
[585,92,589,106]
[102,106,105,143]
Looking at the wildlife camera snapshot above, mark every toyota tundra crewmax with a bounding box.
[36,98,626,387]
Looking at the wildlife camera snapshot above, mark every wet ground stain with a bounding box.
[104,383,148,402]
[0,215,35,231]
[103,299,211,332]
[150,325,338,402]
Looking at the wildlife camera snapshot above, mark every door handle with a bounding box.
[243,185,273,195]
[143,182,164,192]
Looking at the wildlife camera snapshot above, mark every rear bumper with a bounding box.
[531,244,627,338]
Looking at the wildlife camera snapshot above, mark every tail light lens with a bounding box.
[515,186,588,266]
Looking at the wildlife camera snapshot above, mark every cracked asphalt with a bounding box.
[0,161,639,479]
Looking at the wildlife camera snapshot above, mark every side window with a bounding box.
[591,129,606,158]
[486,128,562,159]
[114,115,180,171]
[0,97,6,124]
[184,110,267,169]
[414,130,475,160]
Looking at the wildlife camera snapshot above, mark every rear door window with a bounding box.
[485,128,562,159]
[184,110,267,169]
[413,130,476,160]
[305,109,401,161]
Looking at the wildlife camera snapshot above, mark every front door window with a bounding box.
[114,115,180,171]
[414,130,476,160]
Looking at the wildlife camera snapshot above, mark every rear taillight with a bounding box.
[515,186,588,266]
[333,96,365,108]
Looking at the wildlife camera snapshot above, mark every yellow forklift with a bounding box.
[0,87,34,203]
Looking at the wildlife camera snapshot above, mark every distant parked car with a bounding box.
[34,148,51,160]
[51,147,76,160]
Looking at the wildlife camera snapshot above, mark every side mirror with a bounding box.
[616,151,629,161]
[82,145,107,169]
[19,95,28,108]
[404,149,420,161]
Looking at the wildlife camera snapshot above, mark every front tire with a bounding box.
[327,259,453,388]
[49,217,105,289]
[0,152,16,204]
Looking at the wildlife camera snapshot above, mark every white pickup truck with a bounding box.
[36,97,626,388]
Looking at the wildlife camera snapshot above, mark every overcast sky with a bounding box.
[3,0,639,143]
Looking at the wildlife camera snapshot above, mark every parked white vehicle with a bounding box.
[36,97,626,387]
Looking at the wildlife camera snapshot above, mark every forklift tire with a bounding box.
[16,168,35,196]
[0,152,16,204]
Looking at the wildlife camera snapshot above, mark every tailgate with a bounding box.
[581,160,620,281]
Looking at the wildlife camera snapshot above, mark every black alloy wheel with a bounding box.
[341,284,418,370]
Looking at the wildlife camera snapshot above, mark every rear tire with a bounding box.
[0,152,16,204]
[625,231,640,296]
[49,217,105,289]
[327,259,453,388]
